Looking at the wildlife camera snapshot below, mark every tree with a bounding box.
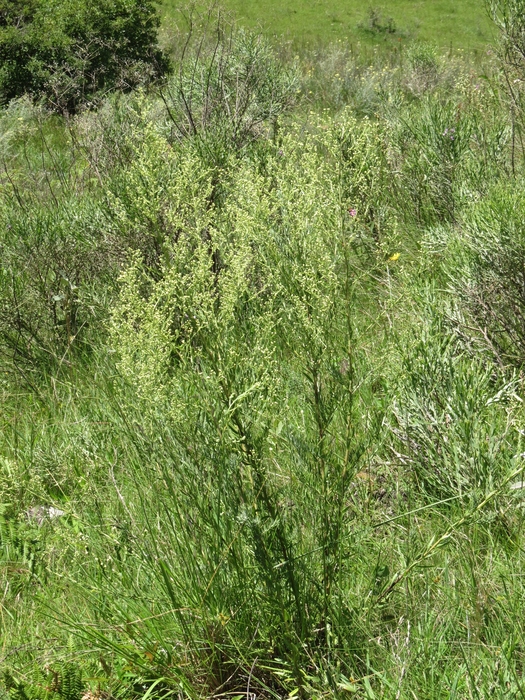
[0,0,170,112]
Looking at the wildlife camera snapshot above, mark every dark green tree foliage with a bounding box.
[0,0,170,112]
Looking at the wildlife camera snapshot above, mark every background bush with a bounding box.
[0,0,170,112]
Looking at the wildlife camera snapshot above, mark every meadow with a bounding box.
[161,0,495,49]
[2,1,525,699]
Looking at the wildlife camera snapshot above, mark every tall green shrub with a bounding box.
[78,111,388,696]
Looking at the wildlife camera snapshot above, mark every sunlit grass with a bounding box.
[160,0,495,51]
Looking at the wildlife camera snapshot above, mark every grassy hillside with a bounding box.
[161,0,495,50]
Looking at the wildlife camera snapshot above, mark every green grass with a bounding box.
[161,0,495,50]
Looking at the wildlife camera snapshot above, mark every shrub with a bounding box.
[160,14,298,165]
[388,98,475,226]
[488,0,525,171]
[394,316,515,502]
[358,8,397,36]
[450,182,525,367]
[0,0,170,112]
[84,111,388,696]
[0,200,115,375]
[403,43,440,96]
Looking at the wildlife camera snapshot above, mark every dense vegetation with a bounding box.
[0,0,169,111]
[3,1,525,699]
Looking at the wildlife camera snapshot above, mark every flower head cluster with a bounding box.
[443,127,456,141]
